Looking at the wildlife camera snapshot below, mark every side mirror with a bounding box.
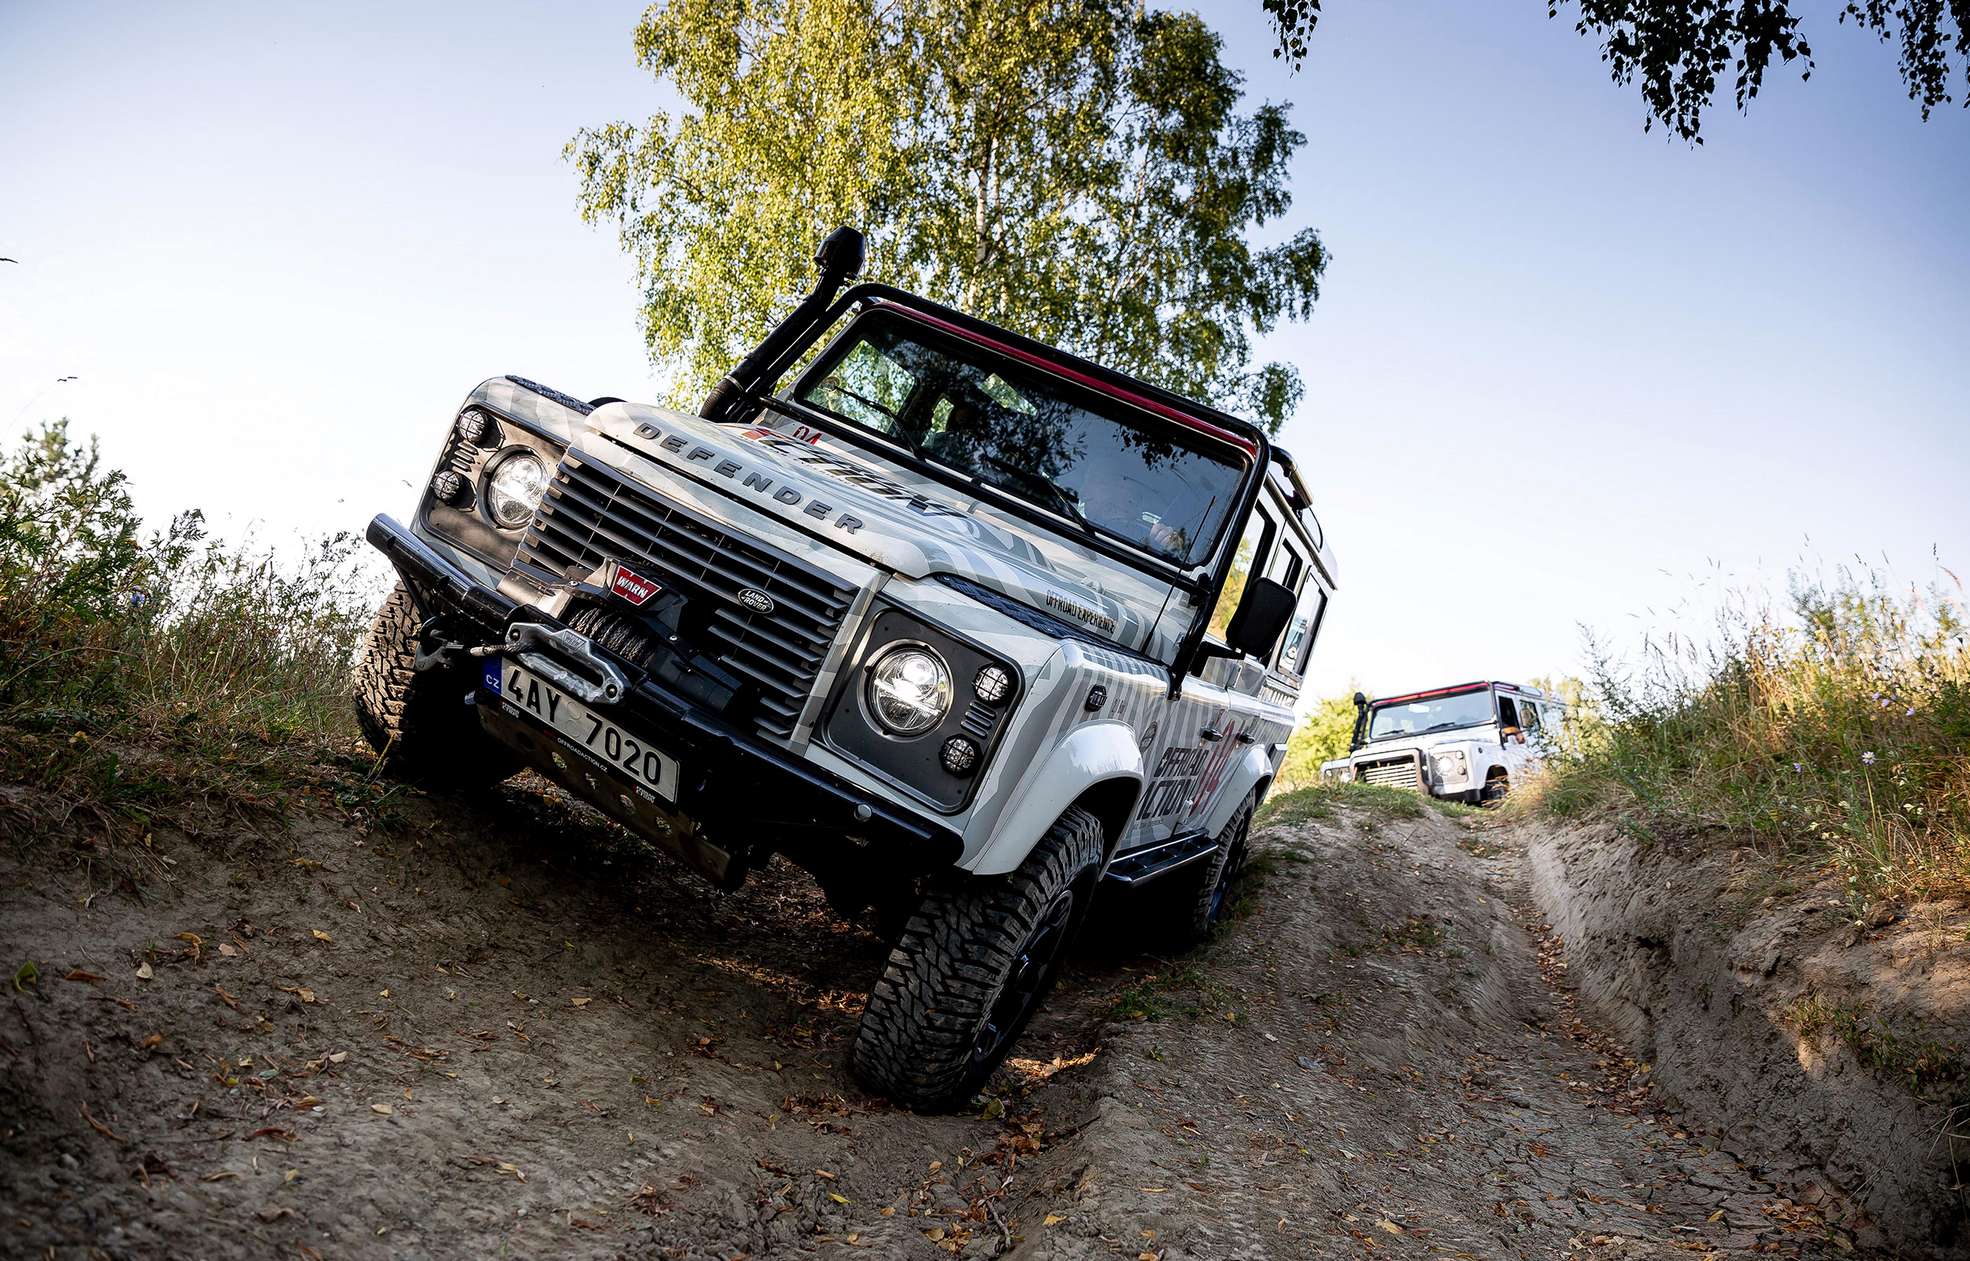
[1225,577,1295,660]
[1501,725,1524,744]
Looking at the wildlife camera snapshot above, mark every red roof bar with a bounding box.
[1373,681,1499,706]
[885,305,1260,456]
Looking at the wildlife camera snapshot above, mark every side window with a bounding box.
[1264,538,1302,588]
[1520,700,1543,734]
[1274,581,1327,678]
[1496,695,1520,729]
[1206,509,1273,643]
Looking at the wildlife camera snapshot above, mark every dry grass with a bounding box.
[1529,559,1970,903]
[1,421,386,845]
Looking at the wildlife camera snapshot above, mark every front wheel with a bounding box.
[352,583,517,788]
[850,806,1104,1110]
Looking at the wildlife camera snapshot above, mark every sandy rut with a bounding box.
[0,779,1872,1259]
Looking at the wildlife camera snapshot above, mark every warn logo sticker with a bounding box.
[610,564,662,607]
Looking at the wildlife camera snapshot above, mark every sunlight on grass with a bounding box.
[1,422,383,837]
[1532,560,1970,902]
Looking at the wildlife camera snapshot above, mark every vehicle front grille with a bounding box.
[1356,755,1423,791]
[517,451,856,739]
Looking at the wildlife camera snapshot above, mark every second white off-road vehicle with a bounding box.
[353,229,1338,1109]
[1320,681,1563,804]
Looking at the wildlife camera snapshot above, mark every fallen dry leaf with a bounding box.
[570,996,592,1008]
[1377,1219,1403,1235]
[177,932,203,960]
[310,929,333,943]
[1043,1214,1066,1227]
[65,969,106,985]
[135,962,153,980]
[79,1101,126,1143]
[213,984,239,1009]
[370,1103,393,1116]
[328,1051,348,1064]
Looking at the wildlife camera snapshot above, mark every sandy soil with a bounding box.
[1528,820,1970,1252]
[0,777,1876,1259]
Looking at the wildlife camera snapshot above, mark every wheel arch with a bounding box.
[962,720,1143,876]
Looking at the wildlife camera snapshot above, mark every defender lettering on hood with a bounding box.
[599,406,1167,649]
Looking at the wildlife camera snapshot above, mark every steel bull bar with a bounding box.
[364,515,964,887]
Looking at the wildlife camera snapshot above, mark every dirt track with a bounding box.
[1,778,1874,1259]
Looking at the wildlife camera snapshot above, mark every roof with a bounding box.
[1373,680,1551,706]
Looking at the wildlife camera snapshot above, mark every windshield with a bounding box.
[1366,690,1496,742]
[792,312,1246,566]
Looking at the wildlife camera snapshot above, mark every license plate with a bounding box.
[485,658,680,801]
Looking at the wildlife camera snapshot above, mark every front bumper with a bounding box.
[366,514,963,885]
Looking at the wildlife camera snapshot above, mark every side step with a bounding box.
[1103,830,1218,887]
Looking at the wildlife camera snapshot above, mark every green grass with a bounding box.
[1787,992,1967,1096]
[1528,561,1970,903]
[1,422,386,853]
[1110,962,1238,1024]
[1260,780,1482,829]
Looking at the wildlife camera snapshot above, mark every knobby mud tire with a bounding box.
[851,806,1105,1111]
[352,583,516,788]
[1167,792,1257,950]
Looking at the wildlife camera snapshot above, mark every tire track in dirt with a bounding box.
[0,780,1874,1259]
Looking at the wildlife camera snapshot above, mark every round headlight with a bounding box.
[866,646,951,737]
[485,451,547,529]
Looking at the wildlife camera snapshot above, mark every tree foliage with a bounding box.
[1262,1,1969,142]
[569,0,1326,433]
[1277,687,1362,788]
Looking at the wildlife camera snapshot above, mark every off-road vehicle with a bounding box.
[1320,681,1563,804]
[354,227,1338,1109]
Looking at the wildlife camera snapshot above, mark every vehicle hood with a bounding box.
[585,404,1176,651]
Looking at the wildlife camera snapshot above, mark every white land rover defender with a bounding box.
[354,228,1337,1109]
[1319,681,1564,804]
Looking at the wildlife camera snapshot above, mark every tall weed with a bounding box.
[1536,559,1970,902]
[1,421,382,833]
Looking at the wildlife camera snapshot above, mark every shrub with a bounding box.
[0,421,382,832]
[1536,561,1970,902]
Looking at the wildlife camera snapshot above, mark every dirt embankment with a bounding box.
[1,775,1878,1259]
[1526,820,1970,1254]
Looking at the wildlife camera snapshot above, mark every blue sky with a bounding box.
[2,1,1965,701]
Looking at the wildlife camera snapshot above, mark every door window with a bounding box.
[1205,508,1274,643]
[1496,695,1520,730]
[1519,700,1543,735]
[1275,583,1327,679]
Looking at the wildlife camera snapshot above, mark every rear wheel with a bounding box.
[851,806,1104,1111]
[1165,793,1257,950]
[352,583,517,787]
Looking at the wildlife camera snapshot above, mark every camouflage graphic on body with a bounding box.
[405,378,1311,871]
